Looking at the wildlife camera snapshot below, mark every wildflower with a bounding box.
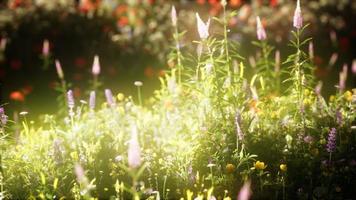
[134,81,143,87]
[343,91,352,102]
[329,95,335,102]
[303,135,314,144]
[254,161,267,170]
[105,89,115,107]
[0,37,7,50]
[226,163,236,173]
[42,39,50,56]
[315,81,322,96]
[237,180,251,200]
[328,53,338,67]
[92,55,100,76]
[67,90,75,109]
[171,6,177,27]
[196,13,210,40]
[117,93,125,101]
[221,0,227,7]
[235,110,244,141]
[10,91,25,102]
[293,0,303,29]
[89,91,95,110]
[256,16,267,40]
[280,164,287,172]
[55,59,64,79]
[128,125,142,168]
[74,163,86,183]
[0,107,8,126]
[326,128,337,153]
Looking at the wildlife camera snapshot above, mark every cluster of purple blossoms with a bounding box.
[326,128,337,153]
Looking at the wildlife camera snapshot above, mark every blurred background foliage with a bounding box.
[0,0,355,117]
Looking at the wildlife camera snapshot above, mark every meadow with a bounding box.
[0,0,355,199]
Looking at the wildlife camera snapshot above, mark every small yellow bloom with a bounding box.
[329,95,335,102]
[226,163,236,173]
[304,89,310,96]
[117,93,125,101]
[279,164,287,172]
[254,161,267,170]
[343,91,352,102]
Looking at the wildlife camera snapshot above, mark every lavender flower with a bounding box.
[0,107,8,126]
[74,163,85,183]
[328,53,338,67]
[128,125,141,168]
[89,91,96,110]
[67,90,75,109]
[326,128,337,153]
[42,39,50,56]
[338,65,347,92]
[235,110,244,141]
[55,59,64,79]
[256,16,267,40]
[314,81,323,96]
[105,89,115,107]
[238,180,251,200]
[293,0,303,29]
[352,59,356,75]
[92,55,100,76]
[196,13,210,40]
[171,6,177,27]
[0,37,7,51]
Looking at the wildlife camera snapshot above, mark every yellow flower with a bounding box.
[279,164,287,172]
[343,91,352,102]
[254,161,267,170]
[117,93,125,101]
[226,163,236,173]
[329,95,335,102]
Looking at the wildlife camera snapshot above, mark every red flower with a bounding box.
[10,59,22,70]
[270,0,278,7]
[144,66,154,78]
[197,0,206,5]
[229,0,242,7]
[74,57,87,68]
[117,17,129,27]
[10,91,25,102]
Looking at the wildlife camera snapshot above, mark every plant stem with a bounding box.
[137,86,142,107]
[174,25,182,85]
[222,4,231,77]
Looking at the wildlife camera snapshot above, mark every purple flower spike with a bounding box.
[326,128,337,153]
[105,89,115,107]
[55,59,64,79]
[0,107,8,126]
[92,55,100,76]
[89,91,96,110]
[67,90,75,109]
[256,16,267,41]
[238,180,251,200]
[128,125,141,168]
[293,0,303,29]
